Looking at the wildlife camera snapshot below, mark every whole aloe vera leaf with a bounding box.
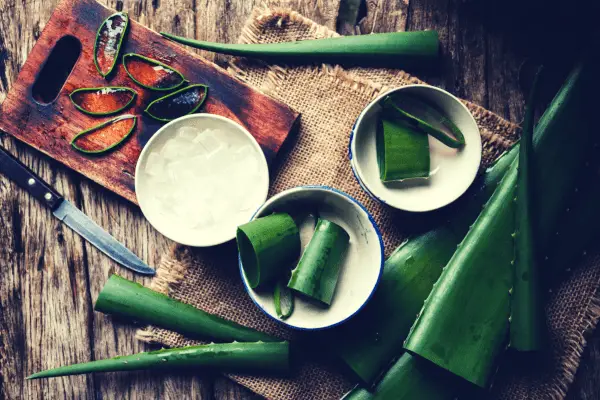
[95,275,278,343]
[377,116,430,182]
[341,353,455,400]
[330,58,594,387]
[27,341,289,379]
[511,68,545,351]
[383,94,465,149]
[404,60,595,387]
[288,219,350,306]
[238,213,301,289]
[161,31,439,68]
[94,12,129,78]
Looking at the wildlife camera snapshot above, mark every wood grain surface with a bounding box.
[0,0,598,399]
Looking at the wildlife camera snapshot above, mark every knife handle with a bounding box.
[0,146,64,210]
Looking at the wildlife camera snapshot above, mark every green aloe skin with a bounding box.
[28,341,290,379]
[161,31,440,69]
[95,275,278,343]
[237,213,301,289]
[287,219,349,306]
[94,12,129,78]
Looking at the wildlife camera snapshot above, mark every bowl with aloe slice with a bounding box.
[237,186,383,330]
[350,85,482,212]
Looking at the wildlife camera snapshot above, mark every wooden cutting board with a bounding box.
[0,0,299,204]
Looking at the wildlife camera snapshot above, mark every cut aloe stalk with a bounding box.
[377,116,430,182]
[71,114,136,154]
[288,219,349,306]
[404,60,595,387]
[27,341,289,379]
[383,94,465,149]
[95,275,278,342]
[144,84,208,122]
[161,31,440,68]
[94,12,129,78]
[274,280,294,320]
[237,213,301,289]
[69,86,137,116]
[511,68,545,352]
[123,53,187,91]
[329,58,595,387]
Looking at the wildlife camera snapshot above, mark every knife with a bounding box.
[0,146,155,276]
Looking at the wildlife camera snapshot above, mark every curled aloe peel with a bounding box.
[94,12,129,78]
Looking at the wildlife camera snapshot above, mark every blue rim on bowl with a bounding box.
[239,185,384,331]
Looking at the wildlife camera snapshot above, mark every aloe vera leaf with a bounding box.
[123,53,186,91]
[341,353,455,400]
[511,68,544,351]
[94,12,129,78]
[161,31,439,68]
[69,86,137,116]
[71,114,136,154]
[27,341,289,379]
[95,275,278,342]
[238,213,301,289]
[144,84,209,122]
[330,58,595,387]
[274,280,294,320]
[377,116,430,182]
[382,94,465,149]
[288,219,349,306]
[404,60,595,387]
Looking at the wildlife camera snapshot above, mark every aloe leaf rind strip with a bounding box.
[144,84,209,122]
[511,67,545,351]
[377,116,430,182]
[287,219,349,306]
[274,280,294,320]
[27,341,289,379]
[161,31,439,68]
[94,275,278,342]
[94,12,129,78]
[69,86,137,116]
[383,94,465,149]
[237,213,301,289]
[71,114,137,155]
[123,53,187,91]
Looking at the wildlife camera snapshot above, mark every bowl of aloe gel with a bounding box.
[135,114,269,247]
[237,186,384,330]
[350,84,482,212]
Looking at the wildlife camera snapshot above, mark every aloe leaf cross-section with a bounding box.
[144,84,209,122]
[70,86,137,116]
[94,12,129,78]
[123,53,187,91]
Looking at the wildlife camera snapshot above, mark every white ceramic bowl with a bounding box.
[135,114,269,247]
[350,85,482,212]
[240,186,384,330]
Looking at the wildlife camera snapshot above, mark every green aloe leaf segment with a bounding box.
[71,114,137,155]
[274,280,294,320]
[287,219,349,306]
[123,53,187,91]
[161,31,439,68]
[28,341,289,379]
[144,84,209,122]
[69,86,137,116]
[237,213,301,289]
[95,275,278,343]
[94,12,129,78]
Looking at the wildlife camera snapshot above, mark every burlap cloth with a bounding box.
[137,6,600,400]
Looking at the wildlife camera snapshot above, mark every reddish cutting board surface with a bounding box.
[0,0,299,204]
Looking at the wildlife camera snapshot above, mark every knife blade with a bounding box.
[0,145,155,275]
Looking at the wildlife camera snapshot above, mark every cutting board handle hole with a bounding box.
[31,35,81,105]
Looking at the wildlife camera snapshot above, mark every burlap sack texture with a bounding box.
[137,6,600,400]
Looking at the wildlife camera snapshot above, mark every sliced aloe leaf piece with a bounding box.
[383,93,465,149]
[511,67,545,351]
[287,219,349,306]
[144,84,208,122]
[69,86,137,116]
[94,12,129,78]
[237,213,301,289]
[377,116,430,182]
[71,114,136,154]
[274,280,294,320]
[123,53,186,91]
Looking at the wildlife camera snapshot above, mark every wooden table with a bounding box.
[0,0,598,398]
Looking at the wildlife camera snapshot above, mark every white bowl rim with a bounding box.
[349,84,482,213]
[135,113,270,247]
[239,185,385,331]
